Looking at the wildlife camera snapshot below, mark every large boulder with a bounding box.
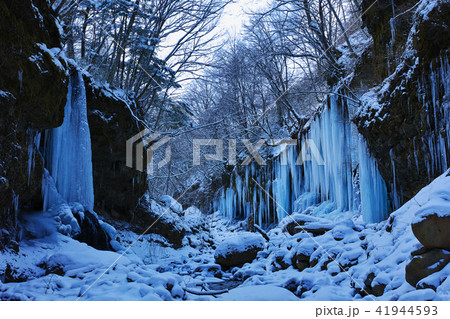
[159,195,183,215]
[183,206,205,231]
[405,249,450,288]
[133,196,186,247]
[412,214,450,250]
[280,213,333,236]
[214,232,265,269]
[73,211,113,251]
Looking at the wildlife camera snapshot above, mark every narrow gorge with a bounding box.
[0,0,449,303]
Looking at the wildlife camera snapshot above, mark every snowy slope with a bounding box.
[224,170,450,301]
[1,171,449,300]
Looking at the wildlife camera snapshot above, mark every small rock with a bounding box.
[361,272,386,297]
[292,253,310,271]
[411,246,428,256]
[275,255,291,270]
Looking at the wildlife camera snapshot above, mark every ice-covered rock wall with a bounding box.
[355,0,450,209]
[419,56,449,181]
[0,0,68,235]
[215,94,389,225]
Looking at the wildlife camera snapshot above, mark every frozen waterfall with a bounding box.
[358,137,389,223]
[43,70,95,212]
[215,94,390,225]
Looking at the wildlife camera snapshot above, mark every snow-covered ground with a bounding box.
[237,170,450,301]
[1,170,449,301]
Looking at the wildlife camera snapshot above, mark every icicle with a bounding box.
[27,136,35,186]
[273,148,291,222]
[12,191,19,225]
[417,54,450,183]
[358,136,388,223]
[386,18,396,75]
[389,149,400,210]
[301,95,354,214]
[18,70,23,94]
[413,138,420,173]
[27,131,41,185]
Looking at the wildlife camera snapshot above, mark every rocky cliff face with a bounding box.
[0,0,148,238]
[355,0,450,208]
[84,75,148,220]
[0,0,69,235]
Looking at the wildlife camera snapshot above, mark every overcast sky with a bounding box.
[220,0,269,36]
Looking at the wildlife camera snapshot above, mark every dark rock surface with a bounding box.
[73,211,112,251]
[360,0,416,82]
[405,248,450,288]
[354,1,450,208]
[84,75,148,220]
[0,0,68,235]
[412,214,450,250]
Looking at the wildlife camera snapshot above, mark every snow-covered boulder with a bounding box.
[133,197,186,247]
[214,232,265,268]
[279,213,333,236]
[159,195,183,215]
[411,175,450,250]
[291,238,317,271]
[183,206,205,231]
[405,174,450,288]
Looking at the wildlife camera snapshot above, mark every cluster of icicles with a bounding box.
[215,94,389,225]
[215,55,449,226]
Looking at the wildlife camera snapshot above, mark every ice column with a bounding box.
[44,71,95,211]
